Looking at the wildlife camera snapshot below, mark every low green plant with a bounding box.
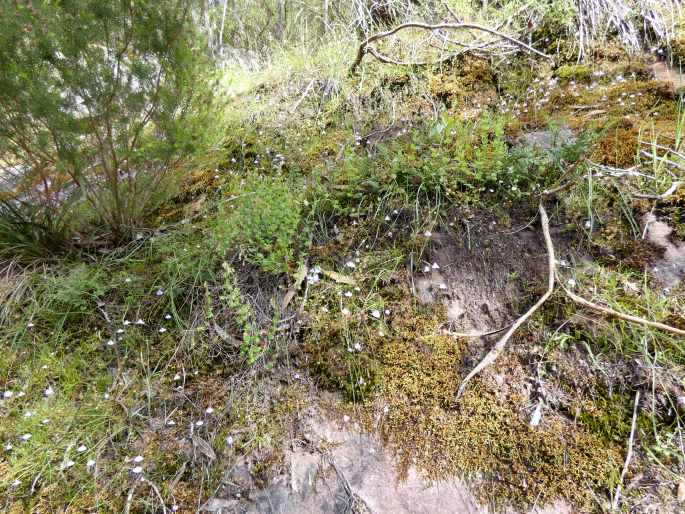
[0,198,70,260]
[35,264,109,330]
[214,176,303,274]
[220,263,262,363]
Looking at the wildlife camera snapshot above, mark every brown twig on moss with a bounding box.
[456,203,685,399]
[350,22,552,73]
[456,203,556,399]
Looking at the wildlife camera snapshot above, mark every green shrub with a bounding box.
[215,177,303,274]
[0,0,213,242]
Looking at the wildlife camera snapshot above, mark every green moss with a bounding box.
[555,64,593,83]
[376,331,621,511]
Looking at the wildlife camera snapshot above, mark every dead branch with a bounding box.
[457,202,685,399]
[456,203,556,399]
[350,22,552,73]
[559,282,685,336]
[631,180,683,200]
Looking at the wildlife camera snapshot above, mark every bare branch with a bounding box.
[456,203,556,399]
[350,22,552,73]
[559,282,685,336]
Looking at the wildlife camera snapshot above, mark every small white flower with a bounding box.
[341,307,351,316]
[165,314,172,320]
[567,278,577,288]
[378,331,384,337]
[159,327,167,333]
[384,215,391,221]
[423,265,430,273]
[166,419,176,426]
[347,346,354,353]
[20,433,32,441]
[205,407,214,414]
[77,445,87,453]
[116,328,125,334]
[17,391,26,397]
[344,291,353,298]
[41,418,50,425]
[343,415,350,423]
[44,386,54,397]
[27,322,35,328]
[439,283,448,290]
[371,310,381,319]
[354,342,362,351]
[383,405,389,414]
[384,309,390,315]
[23,411,34,418]
[125,277,132,283]
[135,319,145,325]
[5,443,13,451]
[172,505,179,512]
[131,466,143,474]
[123,320,131,326]
[103,393,110,399]
[173,373,181,381]
[195,420,204,427]
[424,231,432,238]
[584,220,592,229]
[345,261,356,269]
[225,435,234,446]
[155,289,164,296]
[106,340,115,346]
[3,390,13,399]
[133,455,144,463]
[431,262,440,270]
[87,459,96,468]
[61,459,75,470]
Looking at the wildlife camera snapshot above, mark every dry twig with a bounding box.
[350,22,552,73]
[456,203,685,399]
[456,203,556,399]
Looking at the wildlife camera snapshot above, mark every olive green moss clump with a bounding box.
[375,332,621,511]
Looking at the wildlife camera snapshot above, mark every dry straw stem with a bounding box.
[350,22,552,73]
[456,203,685,399]
[612,390,640,511]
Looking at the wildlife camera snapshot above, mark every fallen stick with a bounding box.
[456,203,556,399]
[456,203,685,399]
[559,282,685,336]
[350,22,551,73]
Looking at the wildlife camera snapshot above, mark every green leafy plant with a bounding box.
[215,176,303,274]
[221,263,262,363]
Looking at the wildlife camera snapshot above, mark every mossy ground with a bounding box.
[3,40,685,513]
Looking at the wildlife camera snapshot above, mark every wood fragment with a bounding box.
[456,203,556,399]
[350,22,551,73]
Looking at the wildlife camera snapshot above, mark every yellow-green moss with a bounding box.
[376,331,622,511]
[555,64,593,83]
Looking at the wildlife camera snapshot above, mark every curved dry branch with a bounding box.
[350,22,552,73]
[456,202,685,399]
[559,282,685,336]
[456,203,556,399]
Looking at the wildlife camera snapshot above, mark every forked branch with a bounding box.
[456,203,685,399]
[350,22,552,73]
